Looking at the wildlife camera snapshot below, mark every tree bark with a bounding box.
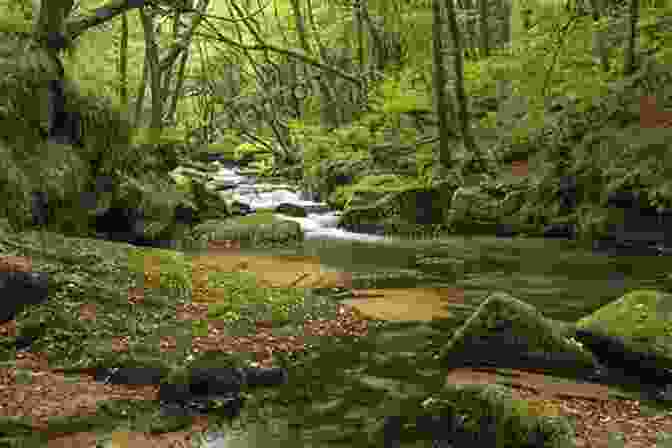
[623,0,639,75]
[445,0,480,168]
[432,0,456,169]
[118,12,129,108]
[479,0,490,57]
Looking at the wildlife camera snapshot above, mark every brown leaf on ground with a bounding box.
[446,367,672,448]
[0,294,371,446]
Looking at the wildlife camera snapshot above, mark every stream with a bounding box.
[186,163,672,447]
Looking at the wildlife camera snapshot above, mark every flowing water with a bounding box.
[206,164,672,322]
[189,163,672,447]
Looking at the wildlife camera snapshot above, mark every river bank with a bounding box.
[2,224,672,447]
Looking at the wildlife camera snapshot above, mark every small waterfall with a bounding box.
[207,166,385,242]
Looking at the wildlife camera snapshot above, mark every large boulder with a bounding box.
[576,290,672,360]
[377,384,575,448]
[319,159,370,201]
[191,212,304,249]
[338,195,398,236]
[340,174,412,209]
[574,290,672,397]
[447,186,502,233]
[439,292,600,379]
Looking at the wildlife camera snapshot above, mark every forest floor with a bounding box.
[0,230,671,447]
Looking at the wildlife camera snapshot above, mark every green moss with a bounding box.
[127,247,193,297]
[230,211,282,226]
[576,289,672,356]
[426,384,575,448]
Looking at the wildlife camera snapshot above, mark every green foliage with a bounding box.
[290,120,374,185]
[234,142,273,162]
[0,0,33,34]
[131,127,186,147]
[204,132,241,157]
[422,385,574,448]
[247,158,275,177]
[379,78,432,115]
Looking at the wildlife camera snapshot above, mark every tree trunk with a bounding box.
[445,0,481,170]
[479,0,490,57]
[623,0,639,75]
[138,7,163,134]
[134,54,149,128]
[432,0,456,169]
[588,0,610,72]
[165,50,190,126]
[118,12,129,108]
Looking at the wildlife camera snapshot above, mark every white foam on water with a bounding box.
[209,165,384,242]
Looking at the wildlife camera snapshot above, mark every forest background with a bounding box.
[0,0,671,244]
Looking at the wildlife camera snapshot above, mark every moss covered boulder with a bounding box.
[193,139,239,163]
[338,195,399,236]
[576,289,672,360]
[447,186,502,234]
[191,213,303,249]
[427,383,576,448]
[440,292,599,378]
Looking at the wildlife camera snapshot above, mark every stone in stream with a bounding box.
[191,214,303,249]
[275,202,308,218]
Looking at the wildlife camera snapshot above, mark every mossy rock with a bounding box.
[449,186,501,223]
[576,289,672,359]
[440,292,599,375]
[342,174,418,208]
[430,383,575,448]
[339,195,398,229]
[191,214,303,249]
[194,140,238,161]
